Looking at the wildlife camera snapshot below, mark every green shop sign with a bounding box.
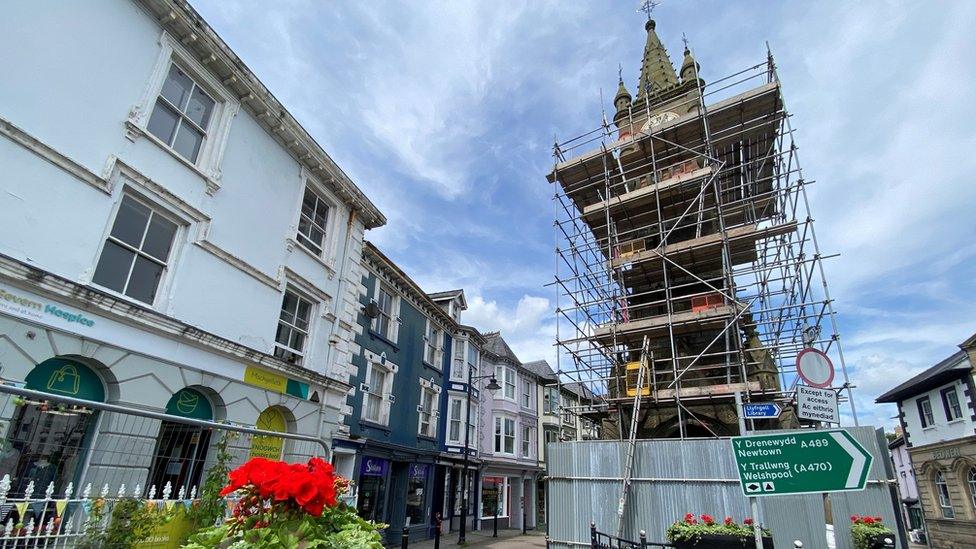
[165,388,213,420]
[25,357,105,402]
[730,429,873,497]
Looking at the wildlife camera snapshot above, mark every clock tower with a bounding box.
[613,19,703,141]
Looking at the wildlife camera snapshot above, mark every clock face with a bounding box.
[641,111,680,132]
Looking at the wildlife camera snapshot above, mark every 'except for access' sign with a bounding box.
[730,430,872,497]
[742,403,782,419]
[797,385,840,423]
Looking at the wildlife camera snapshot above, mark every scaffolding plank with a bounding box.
[612,221,798,273]
[582,165,715,221]
[593,303,743,344]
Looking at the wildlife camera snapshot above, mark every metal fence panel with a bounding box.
[546,427,899,549]
[0,383,330,546]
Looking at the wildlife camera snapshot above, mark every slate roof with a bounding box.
[482,332,521,364]
[522,360,557,381]
[876,349,972,403]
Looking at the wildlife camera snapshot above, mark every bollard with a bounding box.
[493,511,498,538]
[522,509,527,534]
[401,526,409,549]
[433,513,441,549]
[545,535,551,549]
[590,522,597,548]
[639,530,647,549]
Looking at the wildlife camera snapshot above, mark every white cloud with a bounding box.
[465,294,556,365]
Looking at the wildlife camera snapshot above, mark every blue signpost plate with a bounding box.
[742,402,782,419]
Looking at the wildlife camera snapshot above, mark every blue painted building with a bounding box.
[333,242,480,543]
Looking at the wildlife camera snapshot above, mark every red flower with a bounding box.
[684,513,696,525]
[701,514,715,525]
[219,456,341,517]
[850,515,859,523]
[863,517,875,524]
[743,518,754,526]
[724,517,734,526]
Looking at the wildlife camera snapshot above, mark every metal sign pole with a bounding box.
[735,392,764,548]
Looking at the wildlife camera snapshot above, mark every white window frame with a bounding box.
[494,415,516,456]
[521,425,532,458]
[451,339,468,381]
[417,379,441,438]
[295,185,332,256]
[126,32,239,188]
[424,319,444,369]
[447,396,464,444]
[466,341,480,381]
[91,191,185,308]
[495,366,516,402]
[917,396,935,428]
[940,386,963,421]
[273,286,316,365]
[935,471,954,518]
[371,280,401,344]
[362,351,397,426]
[544,386,559,415]
[521,379,532,409]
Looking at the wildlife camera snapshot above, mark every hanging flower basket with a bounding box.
[667,514,774,549]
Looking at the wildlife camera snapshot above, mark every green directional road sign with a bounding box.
[730,429,873,497]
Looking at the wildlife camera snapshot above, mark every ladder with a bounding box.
[616,336,650,538]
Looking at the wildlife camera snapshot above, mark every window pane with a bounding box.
[313,201,328,227]
[185,87,215,128]
[160,65,194,109]
[110,196,151,248]
[281,291,298,315]
[142,213,177,261]
[125,255,164,303]
[147,100,180,145]
[173,123,204,162]
[92,241,135,292]
[296,298,312,324]
[289,330,305,352]
[275,323,291,345]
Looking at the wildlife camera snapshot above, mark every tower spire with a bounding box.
[636,18,679,98]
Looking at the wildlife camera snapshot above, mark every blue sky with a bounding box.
[192,0,976,430]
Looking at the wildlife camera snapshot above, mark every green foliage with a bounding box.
[78,497,171,549]
[187,431,239,528]
[851,519,894,549]
[182,502,385,549]
[666,514,770,544]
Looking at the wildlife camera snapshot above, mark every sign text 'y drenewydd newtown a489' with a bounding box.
[730,430,872,497]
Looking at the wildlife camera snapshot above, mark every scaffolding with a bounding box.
[547,28,857,441]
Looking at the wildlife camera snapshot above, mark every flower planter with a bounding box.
[864,532,895,548]
[673,534,774,549]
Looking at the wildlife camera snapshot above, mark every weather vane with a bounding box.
[638,0,659,20]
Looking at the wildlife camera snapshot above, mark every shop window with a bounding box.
[404,464,430,526]
[147,387,213,496]
[480,476,508,518]
[357,456,390,522]
[935,471,954,518]
[2,357,106,496]
[92,194,179,305]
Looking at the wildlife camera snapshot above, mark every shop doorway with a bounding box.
[0,357,107,497]
[147,387,214,495]
[356,456,390,523]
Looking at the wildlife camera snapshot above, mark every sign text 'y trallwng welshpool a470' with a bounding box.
[730,430,872,497]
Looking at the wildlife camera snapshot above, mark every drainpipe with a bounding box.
[317,208,358,442]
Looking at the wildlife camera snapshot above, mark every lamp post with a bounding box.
[458,369,500,544]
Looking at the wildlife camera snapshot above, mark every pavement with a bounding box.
[406,529,547,548]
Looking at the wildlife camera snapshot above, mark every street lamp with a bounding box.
[458,370,499,544]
